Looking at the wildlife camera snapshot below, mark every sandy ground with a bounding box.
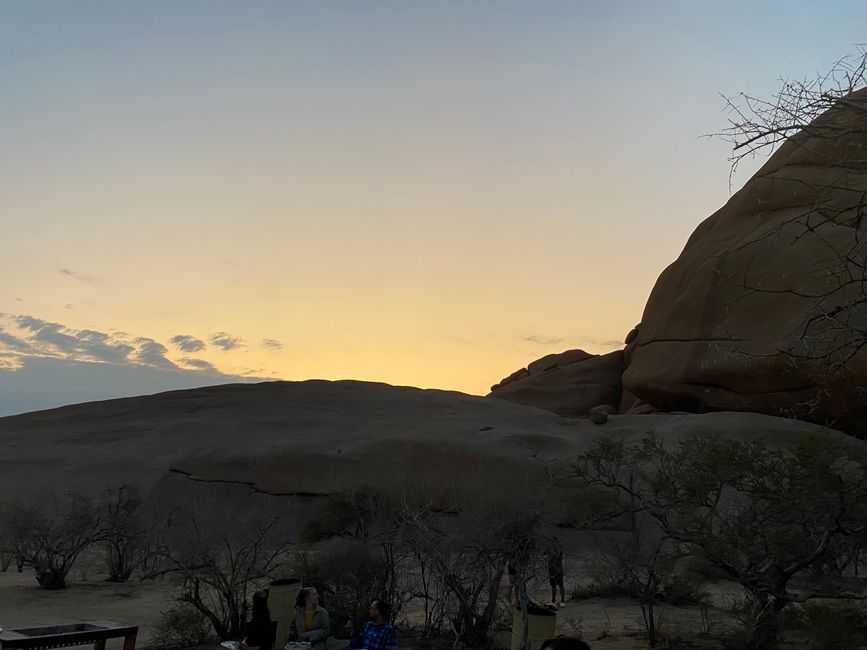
[0,565,734,650]
[0,568,177,647]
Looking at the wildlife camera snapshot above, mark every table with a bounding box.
[0,621,137,650]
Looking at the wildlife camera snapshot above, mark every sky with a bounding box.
[2,1,866,416]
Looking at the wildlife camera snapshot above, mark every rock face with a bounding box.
[0,380,567,504]
[488,349,623,416]
[0,381,849,519]
[623,90,867,434]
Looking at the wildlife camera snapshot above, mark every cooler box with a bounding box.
[269,578,301,646]
[510,604,556,650]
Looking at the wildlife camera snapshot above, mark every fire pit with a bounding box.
[0,621,137,650]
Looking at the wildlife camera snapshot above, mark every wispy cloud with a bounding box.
[210,331,243,351]
[523,335,565,346]
[170,334,206,353]
[261,338,283,350]
[60,267,100,284]
[180,357,220,372]
[521,334,624,350]
[579,337,624,348]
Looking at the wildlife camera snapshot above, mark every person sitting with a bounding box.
[540,637,590,650]
[243,590,275,650]
[350,600,396,650]
[292,586,331,649]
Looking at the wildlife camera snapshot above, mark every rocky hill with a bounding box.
[0,380,847,522]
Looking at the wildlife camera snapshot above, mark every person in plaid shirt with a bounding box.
[354,600,396,650]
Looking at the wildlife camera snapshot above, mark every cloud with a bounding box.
[16,315,49,332]
[11,317,136,363]
[31,322,81,350]
[170,335,206,353]
[578,337,624,349]
[523,335,566,346]
[261,338,283,350]
[60,267,100,284]
[75,329,136,363]
[0,314,268,417]
[210,332,243,351]
[0,356,257,417]
[134,338,178,370]
[521,334,624,351]
[180,357,219,372]
[0,314,201,371]
[0,330,34,354]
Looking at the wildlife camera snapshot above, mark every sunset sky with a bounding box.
[2,1,866,415]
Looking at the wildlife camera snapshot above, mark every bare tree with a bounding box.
[99,485,145,582]
[0,491,101,589]
[147,511,291,641]
[398,497,546,648]
[717,51,867,178]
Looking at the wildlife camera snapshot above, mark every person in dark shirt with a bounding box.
[243,590,274,650]
[546,536,566,608]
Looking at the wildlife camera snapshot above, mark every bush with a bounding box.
[151,603,214,650]
[569,556,632,600]
[779,600,867,650]
[301,486,387,543]
[663,571,710,607]
[1,492,100,589]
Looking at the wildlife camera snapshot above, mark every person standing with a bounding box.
[546,537,566,608]
[507,560,518,604]
[353,600,396,650]
[292,586,330,649]
[243,590,275,650]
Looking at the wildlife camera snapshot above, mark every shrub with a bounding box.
[301,486,386,543]
[779,600,867,650]
[99,485,144,582]
[151,603,213,650]
[1,492,101,589]
[663,571,710,607]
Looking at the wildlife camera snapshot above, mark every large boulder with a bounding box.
[623,90,867,434]
[487,349,623,416]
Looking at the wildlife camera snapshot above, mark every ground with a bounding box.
[0,565,737,650]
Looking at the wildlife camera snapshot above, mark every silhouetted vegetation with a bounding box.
[0,491,101,589]
[576,433,867,648]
